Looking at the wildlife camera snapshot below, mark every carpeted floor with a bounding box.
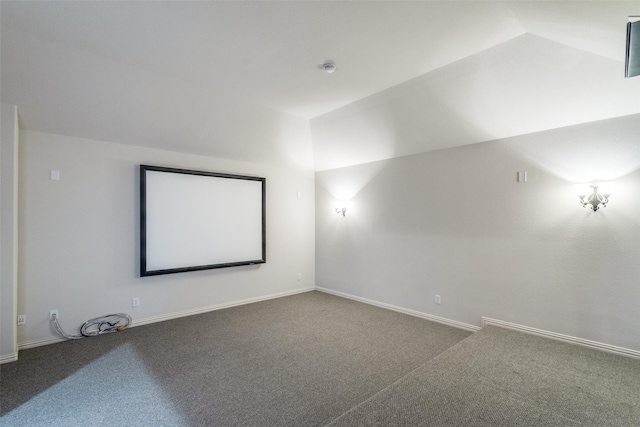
[0,291,471,426]
[2,291,640,426]
[329,324,640,426]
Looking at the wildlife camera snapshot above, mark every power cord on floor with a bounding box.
[51,312,132,340]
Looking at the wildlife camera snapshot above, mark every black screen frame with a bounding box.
[140,165,266,277]
[626,20,640,78]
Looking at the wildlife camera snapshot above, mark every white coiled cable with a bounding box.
[51,312,132,339]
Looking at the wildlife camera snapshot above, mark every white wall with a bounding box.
[316,114,640,351]
[18,130,315,348]
[1,104,19,362]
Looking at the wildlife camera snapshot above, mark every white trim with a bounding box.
[481,317,640,359]
[130,287,315,328]
[0,352,18,364]
[18,336,66,350]
[316,287,480,332]
[16,287,316,351]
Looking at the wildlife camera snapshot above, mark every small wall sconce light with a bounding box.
[575,182,614,211]
[335,206,347,217]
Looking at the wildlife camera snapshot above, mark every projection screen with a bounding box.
[140,165,266,276]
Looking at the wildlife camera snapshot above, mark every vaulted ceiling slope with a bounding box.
[1,1,639,171]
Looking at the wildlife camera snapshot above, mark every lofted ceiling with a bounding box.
[1,1,639,170]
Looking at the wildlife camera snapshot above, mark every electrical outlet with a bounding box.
[435,295,441,305]
[297,273,301,281]
[49,309,58,320]
[132,297,140,307]
[17,314,26,325]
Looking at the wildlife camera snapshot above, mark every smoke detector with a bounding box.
[322,62,337,73]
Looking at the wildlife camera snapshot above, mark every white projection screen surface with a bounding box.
[140,165,266,276]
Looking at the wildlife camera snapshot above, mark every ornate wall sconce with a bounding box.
[575,183,614,211]
[335,206,347,217]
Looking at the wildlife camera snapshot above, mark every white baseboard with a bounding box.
[130,286,315,328]
[481,317,640,359]
[17,287,316,352]
[0,352,18,364]
[316,286,480,332]
[22,287,637,361]
[19,336,66,351]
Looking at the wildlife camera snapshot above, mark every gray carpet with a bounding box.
[328,325,640,427]
[3,291,639,426]
[0,291,471,426]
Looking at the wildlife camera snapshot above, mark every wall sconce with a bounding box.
[335,206,347,217]
[575,183,614,211]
